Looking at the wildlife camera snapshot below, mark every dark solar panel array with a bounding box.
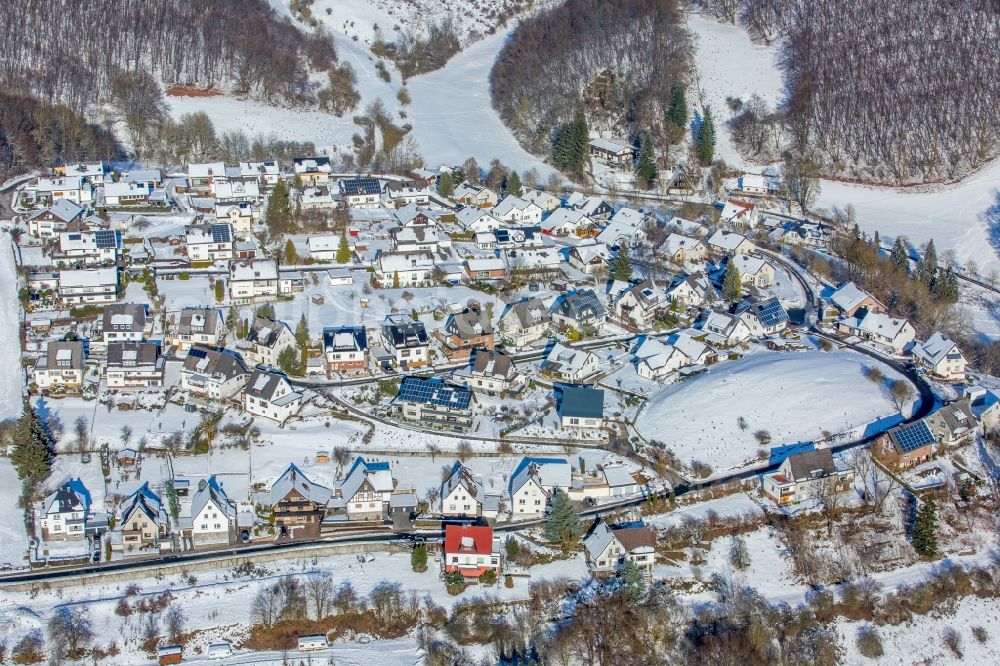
[188,348,207,359]
[756,298,789,327]
[211,224,232,243]
[94,230,119,249]
[893,421,934,452]
[342,178,381,195]
[399,377,472,410]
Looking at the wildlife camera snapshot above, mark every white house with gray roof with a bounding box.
[242,369,303,423]
[180,476,238,547]
[499,298,552,348]
[541,342,599,383]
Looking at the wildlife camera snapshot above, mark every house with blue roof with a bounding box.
[395,376,475,431]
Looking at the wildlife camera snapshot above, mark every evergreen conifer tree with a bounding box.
[437,171,454,198]
[666,84,687,132]
[284,239,298,265]
[695,106,716,166]
[264,179,291,235]
[610,241,633,282]
[543,491,582,547]
[295,314,309,348]
[873,230,881,248]
[392,271,400,289]
[619,559,646,600]
[912,498,938,557]
[722,259,742,302]
[506,170,523,197]
[636,134,657,189]
[891,237,910,273]
[10,403,53,484]
[335,235,352,263]
[917,239,938,284]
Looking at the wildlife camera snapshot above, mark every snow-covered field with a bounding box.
[0,240,23,420]
[0,460,28,566]
[687,12,785,171]
[635,349,910,472]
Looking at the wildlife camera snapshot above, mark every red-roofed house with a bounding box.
[443,525,502,578]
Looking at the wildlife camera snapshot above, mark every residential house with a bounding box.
[703,310,753,346]
[541,342,599,383]
[615,279,669,328]
[595,208,651,246]
[454,182,499,208]
[186,223,234,263]
[738,297,790,337]
[735,173,780,196]
[456,207,502,233]
[374,250,435,287]
[292,157,332,186]
[307,235,346,262]
[214,181,260,204]
[187,162,226,195]
[541,208,591,236]
[215,202,258,236]
[170,308,224,350]
[443,525,502,578]
[229,259,279,302]
[380,315,429,369]
[269,464,332,538]
[875,420,936,470]
[582,521,656,575]
[114,483,169,554]
[912,332,967,380]
[395,376,475,431]
[101,303,148,344]
[567,243,612,275]
[180,347,249,400]
[39,482,90,541]
[55,229,120,265]
[521,188,562,212]
[458,349,524,395]
[123,169,162,189]
[660,233,707,264]
[730,254,775,287]
[707,229,756,255]
[565,193,614,221]
[34,341,85,390]
[499,298,552,348]
[924,399,978,447]
[664,216,708,238]
[436,302,495,361]
[239,316,296,367]
[761,448,854,505]
[323,326,368,374]
[559,385,605,429]
[465,257,507,282]
[837,311,916,354]
[338,177,382,209]
[181,476,238,547]
[969,387,1000,432]
[298,186,339,211]
[330,457,395,521]
[390,226,448,253]
[242,369,303,423]
[238,161,281,189]
[504,247,563,277]
[667,271,714,310]
[106,342,164,388]
[103,181,151,207]
[58,267,117,305]
[633,333,710,380]
[589,137,635,165]
[440,462,499,519]
[493,195,543,226]
[394,203,438,227]
[381,180,432,208]
[62,162,107,185]
[720,199,760,228]
[27,199,85,238]
[34,176,91,205]
[829,282,886,318]
[508,457,572,515]
[551,289,608,330]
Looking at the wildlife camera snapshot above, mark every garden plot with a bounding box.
[635,349,912,473]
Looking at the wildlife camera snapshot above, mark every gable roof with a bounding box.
[552,289,607,322]
[912,332,961,367]
[182,346,248,381]
[247,316,292,349]
[244,369,293,401]
[542,342,598,377]
[323,326,367,353]
[337,456,393,502]
[509,457,571,495]
[785,448,836,481]
[707,229,752,252]
[397,376,473,410]
[887,420,935,453]
[471,349,515,378]
[830,281,877,313]
[444,524,494,556]
[270,463,331,506]
[441,461,485,504]
[504,298,551,329]
[559,385,605,419]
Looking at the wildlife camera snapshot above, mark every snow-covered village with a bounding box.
[0,1,999,665]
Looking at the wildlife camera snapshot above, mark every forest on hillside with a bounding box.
[705,0,1000,184]
[0,0,340,111]
[490,0,694,160]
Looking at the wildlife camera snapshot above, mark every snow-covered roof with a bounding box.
[308,235,341,253]
[661,233,704,256]
[188,162,226,178]
[466,257,506,272]
[589,136,633,154]
[912,332,961,367]
[509,457,571,495]
[230,259,277,281]
[731,254,771,276]
[270,464,331,506]
[582,520,616,560]
[59,267,117,287]
[830,282,875,313]
[857,312,911,339]
[337,457,394,503]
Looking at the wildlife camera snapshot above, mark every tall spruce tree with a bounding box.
[335,235,352,263]
[636,134,657,189]
[696,107,716,166]
[610,241,633,282]
[666,84,687,133]
[722,258,742,302]
[295,314,309,348]
[505,170,523,197]
[891,237,910,273]
[10,403,54,484]
[437,171,454,198]
[264,179,291,235]
[912,498,938,557]
[917,239,938,284]
[284,238,298,264]
[570,107,589,174]
[543,490,582,547]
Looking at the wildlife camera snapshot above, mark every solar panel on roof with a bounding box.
[188,348,207,359]
[94,230,118,249]
[756,299,789,327]
[892,421,934,453]
[399,378,472,410]
[211,224,232,243]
